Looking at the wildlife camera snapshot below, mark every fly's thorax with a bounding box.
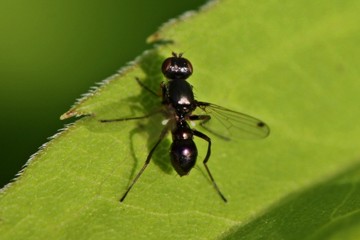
[167,80,196,116]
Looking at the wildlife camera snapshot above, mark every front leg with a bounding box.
[99,109,162,123]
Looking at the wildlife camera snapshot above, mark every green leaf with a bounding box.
[1,0,360,239]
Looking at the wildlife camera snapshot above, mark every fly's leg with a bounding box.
[98,76,161,123]
[135,77,159,97]
[120,124,169,202]
[99,110,162,123]
[193,129,227,202]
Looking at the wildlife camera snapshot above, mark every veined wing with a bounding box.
[195,101,270,140]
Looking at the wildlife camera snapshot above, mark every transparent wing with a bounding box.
[195,101,270,140]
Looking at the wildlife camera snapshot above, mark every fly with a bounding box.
[100,52,270,202]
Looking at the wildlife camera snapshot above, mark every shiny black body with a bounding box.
[169,120,197,176]
[100,52,270,202]
[161,53,199,176]
[163,79,196,117]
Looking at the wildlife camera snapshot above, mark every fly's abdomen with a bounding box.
[170,140,198,176]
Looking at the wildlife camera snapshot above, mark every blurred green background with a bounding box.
[0,0,208,188]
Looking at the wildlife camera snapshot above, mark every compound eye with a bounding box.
[161,57,173,75]
[185,60,193,75]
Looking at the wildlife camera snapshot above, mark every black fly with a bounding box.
[100,52,270,202]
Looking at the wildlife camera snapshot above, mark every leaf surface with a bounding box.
[1,0,360,239]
